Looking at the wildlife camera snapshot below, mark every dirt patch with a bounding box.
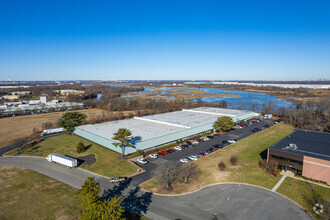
[77,154,96,166]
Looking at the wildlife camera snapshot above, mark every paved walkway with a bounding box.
[272,175,287,192]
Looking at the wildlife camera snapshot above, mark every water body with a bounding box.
[200,88,292,109]
[96,93,102,101]
[125,87,292,110]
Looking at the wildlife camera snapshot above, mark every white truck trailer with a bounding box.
[41,127,65,136]
[46,153,78,168]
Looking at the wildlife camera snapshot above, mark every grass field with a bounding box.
[141,123,294,193]
[0,166,80,220]
[0,166,148,220]
[277,177,330,220]
[5,134,139,178]
[0,108,108,148]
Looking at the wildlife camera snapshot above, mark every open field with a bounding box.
[128,88,240,101]
[5,134,139,178]
[277,177,330,220]
[140,123,294,193]
[0,166,80,220]
[0,108,135,149]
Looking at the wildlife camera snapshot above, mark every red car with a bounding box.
[167,149,175,153]
[209,147,216,152]
[160,150,168,154]
[199,152,206,156]
[157,152,165,156]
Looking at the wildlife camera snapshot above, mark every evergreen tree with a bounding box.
[77,177,125,220]
[112,128,134,157]
[213,116,235,132]
[57,112,87,132]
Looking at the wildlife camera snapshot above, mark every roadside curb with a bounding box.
[2,155,142,180]
[2,155,45,159]
[140,182,312,218]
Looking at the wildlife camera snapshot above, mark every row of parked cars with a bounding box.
[251,118,281,132]
[234,118,263,130]
[136,134,221,164]
[179,139,237,163]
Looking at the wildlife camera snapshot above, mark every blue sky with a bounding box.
[0,0,329,81]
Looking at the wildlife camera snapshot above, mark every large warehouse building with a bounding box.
[74,107,256,155]
[267,129,330,184]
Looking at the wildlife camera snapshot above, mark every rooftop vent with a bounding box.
[283,143,298,150]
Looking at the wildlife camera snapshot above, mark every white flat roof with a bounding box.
[76,107,255,142]
[77,118,186,142]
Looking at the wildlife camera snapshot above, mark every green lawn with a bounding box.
[5,134,139,178]
[0,166,80,220]
[277,177,330,220]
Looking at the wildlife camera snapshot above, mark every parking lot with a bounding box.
[132,119,272,185]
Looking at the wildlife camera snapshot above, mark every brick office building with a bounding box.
[267,129,330,184]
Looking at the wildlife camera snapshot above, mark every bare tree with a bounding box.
[158,165,178,190]
[218,161,226,171]
[178,163,201,183]
[12,138,26,149]
[230,155,238,166]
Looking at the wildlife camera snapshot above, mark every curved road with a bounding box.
[0,156,312,220]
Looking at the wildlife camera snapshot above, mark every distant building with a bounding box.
[2,95,20,100]
[267,129,330,184]
[10,91,31,96]
[55,90,85,96]
[40,96,47,104]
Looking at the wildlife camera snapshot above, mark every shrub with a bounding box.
[218,161,226,171]
[76,141,87,153]
[127,149,144,159]
[230,155,238,166]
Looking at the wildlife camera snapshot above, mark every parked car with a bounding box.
[188,155,198,161]
[209,147,216,152]
[207,135,214,139]
[199,152,206,156]
[166,149,175,153]
[213,133,220,137]
[196,139,203,143]
[188,140,199,145]
[234,125,242,130]
[228,139,237,144]
[149,154,158,159]
[195,153,203,158]
[202,150,210,155]
[180,158,190,163]
[222,141,230,146]
[157,152,165,156]
[252,127,260,132]
[109,177,126,183]
[213,144,223,149]
[202,137,209,141]
[174,146,182,151]
[160,150,168,154]
[180,144,189,149]
[137,158,148,164]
